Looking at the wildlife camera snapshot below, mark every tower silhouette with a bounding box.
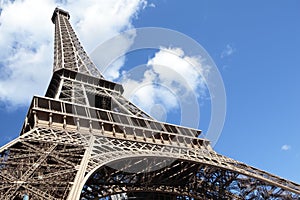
[0,8,299,200]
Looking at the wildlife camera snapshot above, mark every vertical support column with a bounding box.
[67,135,95,200]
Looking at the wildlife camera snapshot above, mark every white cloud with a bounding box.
[281,144,291,151]
[121,47,208,120]
[221,44,235,58]
[0,0,148,108]
[123,69,179,113]
[66,0,147,52]
[147,47,209,95]
[91,29,137,80]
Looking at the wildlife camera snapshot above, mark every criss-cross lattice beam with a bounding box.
[0,130,85,199]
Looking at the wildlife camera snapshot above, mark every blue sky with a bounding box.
[0,0,300,184]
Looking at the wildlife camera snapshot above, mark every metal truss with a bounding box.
[0,129,85,199]
[0,7,300,200]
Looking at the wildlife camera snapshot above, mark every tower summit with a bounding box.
[0,8,299,200]
[51,8,70,23]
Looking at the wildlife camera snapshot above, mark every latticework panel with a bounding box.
[0,129,86,200]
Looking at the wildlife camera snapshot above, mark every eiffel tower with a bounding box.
[0,8,300,200]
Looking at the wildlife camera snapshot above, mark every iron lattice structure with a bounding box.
[0,8,300,200]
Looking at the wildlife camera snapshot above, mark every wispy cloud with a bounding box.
[281,144,291,151]
[148,3,156,8]
[221,44,235,58]
[0,0,148,108]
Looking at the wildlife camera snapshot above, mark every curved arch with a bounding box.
[78,150,227,193]
[80,156,240,199]
[78,152,299,199]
